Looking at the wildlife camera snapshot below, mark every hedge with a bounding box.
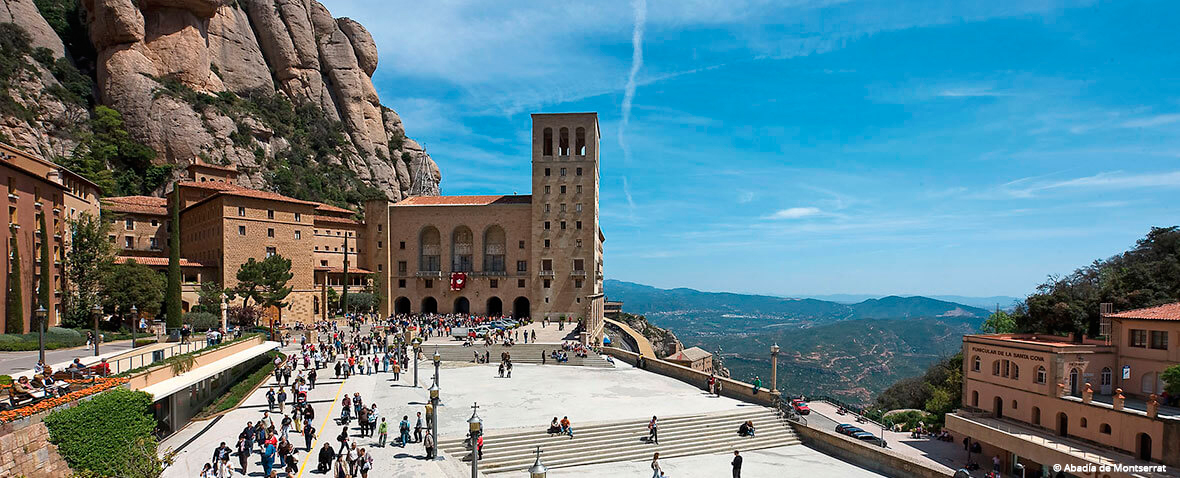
[0,327,85,351]
[43,388,157,476]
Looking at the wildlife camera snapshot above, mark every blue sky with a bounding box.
[321,0,1180,298]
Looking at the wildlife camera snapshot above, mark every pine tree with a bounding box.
[165,187,182,329]
[6,226,24,334]
[38,212,51,328]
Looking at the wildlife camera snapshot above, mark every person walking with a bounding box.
[236,436,250,474]
[303,423,316,451]
[266,388,276,411]
[414,412,424,443]
[732,450,743,478]
[378,417,389,446]
[648,416,659,444]
[357,448,373,478]
[651,452,663,478]
[277,387,287,414]
[399,415,411,447]
[317,443,336,473]
[261,441,276,477]
[423,429,435,459]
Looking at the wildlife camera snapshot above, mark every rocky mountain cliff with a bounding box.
[0,0,438,205]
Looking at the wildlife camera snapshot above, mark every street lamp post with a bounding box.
[528,446,548,478]
[433,347,441,386]
[429,380,440,461]
[468,403,482,478]
[770,343,780,394]
[129,305,138,349]
[35,304,47,363]
[219,293,228,335]
[91,304,102,356]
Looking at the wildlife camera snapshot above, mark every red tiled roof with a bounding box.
[395,195,531,206]
[314,266,374,274]
[315,203,355,215]
[190,160,238,172]
[116,256,214,268]
[102,196,168,215]
[1108,302,1180,321]
[178,181,319,206]
[314,215,362,226]
[666,347,712,362]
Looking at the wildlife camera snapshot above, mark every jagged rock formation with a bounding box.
[0,0,439,202]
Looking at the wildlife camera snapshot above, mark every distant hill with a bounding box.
[803,293,1021,310]
[603,279,989,405]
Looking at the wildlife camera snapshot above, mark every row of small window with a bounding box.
[236,207,301,222]
[111,235,160,250]
[544,184,583,195]
[1129,329,1168,350]
[114,218,160,230]
[544,220,584,231]
[398,259,586,273]
[543,167,584,177]
[237,225,302,240]
[543,203,583,213]
[401,278,585,289]
[971,356,1051,384]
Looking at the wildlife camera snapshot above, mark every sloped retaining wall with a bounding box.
[601,346,779,407]
[0,413,72,478]
[793,420,955,478]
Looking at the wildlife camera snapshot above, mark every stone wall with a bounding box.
[0,415,72,478]
[601,346,779,407]
[793,423,955,478]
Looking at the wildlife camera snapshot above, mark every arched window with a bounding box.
[543,128,553,156]
[575,127,586,155]
[419,226,440,272]
[992,360,1001,376]
[1011,399,1018,410]
[1080,417,1088,428]
[559,127,570,155]
[971,390,979,407]
[483,226,506,273]
[451,226,473,272]
[1100,423,1111,434]
[1036,366,1046,384]
[1012,363,1019,380]
[1101,367,1112,386]
[972,356,980,372]
[1032,406,1041,425]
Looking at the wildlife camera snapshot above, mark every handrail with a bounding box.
[951,412,1139,468]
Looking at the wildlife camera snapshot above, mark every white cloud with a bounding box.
[766,207,822,219]
[738,191,756,203]
[1001,170,1180,198]
[1120,114,1180,129]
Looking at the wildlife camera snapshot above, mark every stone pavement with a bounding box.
[536,445,886,477]
[161,344,888,478]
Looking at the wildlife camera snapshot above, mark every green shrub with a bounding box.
[44,388,158,477]
[183,311,218,331]
[0,374,12,385]
[46,326,83,342]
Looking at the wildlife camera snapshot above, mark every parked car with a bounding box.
[835,424,861,435]
[791,399,811,415]
[855,433,887,447]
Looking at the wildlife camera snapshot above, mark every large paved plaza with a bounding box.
[160,341,882,478]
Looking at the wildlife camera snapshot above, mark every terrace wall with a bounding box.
[0,411,72,478]
[601,346,778,406]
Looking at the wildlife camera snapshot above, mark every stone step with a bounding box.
[438,408,779,446]
[438,409,799,473]
[438,406,778,446]
[477,433,799,473]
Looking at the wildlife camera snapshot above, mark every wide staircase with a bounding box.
[429,343,613,368]
[437,407,799,473]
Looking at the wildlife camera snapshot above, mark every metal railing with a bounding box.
[951,411,1137,468]
[106,341,204,375]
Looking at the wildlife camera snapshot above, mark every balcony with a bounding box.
[538,270,555,278]
[571,270,587,277]
[480,270,508,277]
[416,271,444,278]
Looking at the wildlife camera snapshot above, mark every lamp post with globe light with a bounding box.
[129,305,138,349]
[770,343,780,394]
[468,403,482,478]
[433,347,441,386]
[35,304,47,363]
[91,304,102,356]
[528,446,548,478]
[429,380,440,460]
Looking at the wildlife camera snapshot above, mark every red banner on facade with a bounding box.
[450,272,467,291]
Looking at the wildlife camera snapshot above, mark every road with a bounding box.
[0,339,135,375]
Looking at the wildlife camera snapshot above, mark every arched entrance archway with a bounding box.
[1069,368,1080,396]
[421,297,438,314]
[486,297,503,317]
[394,297,411,315]
[454,297,470,315]
[1138,433,1152,461]
[1057,412,1069,437]
[993,396,1003,419]
[512,297,530,319]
